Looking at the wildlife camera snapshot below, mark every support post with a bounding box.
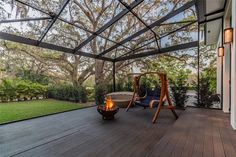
[197,23,200,106]
[221,56,224,109]
[221,17,224,110]
[113,62,116,92]
[231,0,236,129]
[229,43,232,111]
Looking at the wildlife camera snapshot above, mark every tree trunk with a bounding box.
[95,60,105,86]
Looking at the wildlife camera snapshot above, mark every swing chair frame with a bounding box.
[126,72,178,123]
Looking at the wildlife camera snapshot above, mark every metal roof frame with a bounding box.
[97,0,196,58]
[13,0,133,51]
[0,0,200,63]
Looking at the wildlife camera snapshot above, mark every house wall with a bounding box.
[231,0,236,129]
[222,0,231,113]
[216,0,236,129]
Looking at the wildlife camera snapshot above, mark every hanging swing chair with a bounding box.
[126,72,178,123]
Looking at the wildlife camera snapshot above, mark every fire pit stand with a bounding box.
[97,105,119,120]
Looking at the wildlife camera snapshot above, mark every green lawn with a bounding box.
[0,99,84,124]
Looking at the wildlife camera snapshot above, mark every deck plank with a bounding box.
[1,107,236,157]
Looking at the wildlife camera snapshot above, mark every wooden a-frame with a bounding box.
[126,72,178,123]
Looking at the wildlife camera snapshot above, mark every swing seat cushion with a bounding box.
[135,87,161,107]
[135,96,159,107]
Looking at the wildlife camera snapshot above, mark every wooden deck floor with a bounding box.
[0,107,235,157]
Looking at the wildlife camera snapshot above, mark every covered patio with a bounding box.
[1,0,236,156]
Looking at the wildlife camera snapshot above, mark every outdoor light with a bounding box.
[218,46,224,57]
[224,28,233,44]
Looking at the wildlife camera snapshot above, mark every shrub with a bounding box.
[194,76,214,108]
[79,86,87,103]
[193,66,217,108]
[124,77,133,91]
[116,80,124,92]
[48,84,72,101]
[170,70,189,108]
[47,84,87,103]
[86,87,95,102]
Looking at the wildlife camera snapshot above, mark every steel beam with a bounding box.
[37,0,70,44]
[0,31,113,62]
[159,20,196,26]
[98,0,195,57]
[199,16,223,24]
[197,23,200,107]
[0,17,52,24]
[73,0,144,53]
[115,41,198,61]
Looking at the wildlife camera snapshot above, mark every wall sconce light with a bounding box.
[224,27,233,44]
[218,46,224,57]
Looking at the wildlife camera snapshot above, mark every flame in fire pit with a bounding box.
[105,97,114,111]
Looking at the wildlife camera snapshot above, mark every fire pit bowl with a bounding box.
[97,105,119,120]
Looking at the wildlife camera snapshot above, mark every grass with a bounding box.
[0,99,85,124]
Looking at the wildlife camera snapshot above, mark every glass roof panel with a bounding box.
[132,0,193,25]
[19,0,63,14]
[81,35,118,54]
[160,23,198,48]
[152,5,197,37]
[162,6,197,24]
[43,19,91,49]
[101,12,146,45]
[104,46,131,59]
[136,40,157,53]
[116,39,159,58]
[0,0,51,39]
[122,30,155,49]
[60,0,125,32]
[153,22,193,37]
[0,0,49,20]
[0,20,50,40]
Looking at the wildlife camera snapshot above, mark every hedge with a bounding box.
[47,84,87,103]
[0,79,47,102]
